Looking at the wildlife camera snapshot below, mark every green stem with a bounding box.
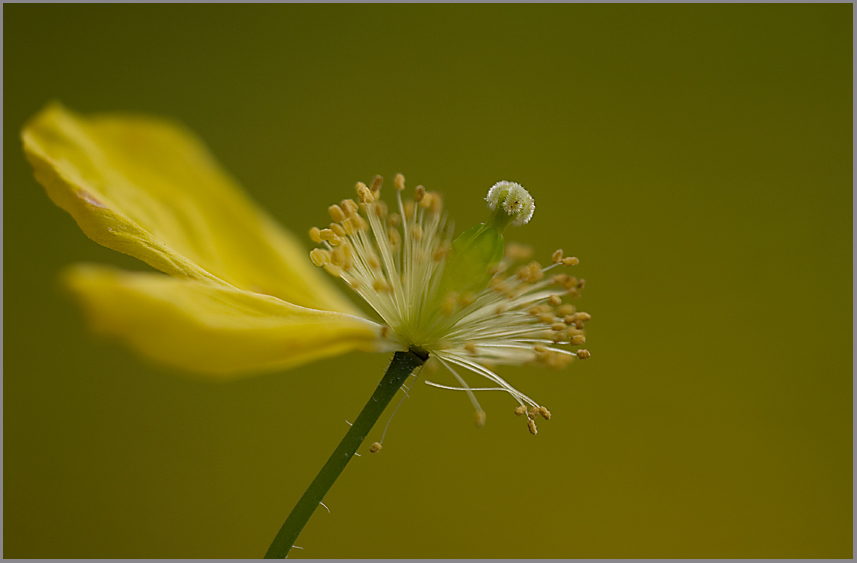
[264,348,427,559]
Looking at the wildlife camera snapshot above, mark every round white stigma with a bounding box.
[485,181,535,227]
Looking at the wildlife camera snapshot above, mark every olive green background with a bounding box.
[4,4,852,559]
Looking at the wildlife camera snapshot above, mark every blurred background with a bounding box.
[4,4,852,558]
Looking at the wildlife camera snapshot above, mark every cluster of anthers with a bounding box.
[309,175,590,435]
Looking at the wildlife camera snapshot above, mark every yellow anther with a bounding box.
[394,173,405,191]
[549,294,562,306]
[441,292,458,315]
[388,228,401,250]
[331,246,352,269]
[557,303,576,316]
[419,192,433,209]
[562,256,580,266]
[309,248,331,266]
[368,255,380,270]
[429,192,443,214]
[369,442,382,453]
[373,200,388,217]
[533,345,548,354]
[551,322,567,332]
[538,406,551,420]
[330,223,346,237]
[328,204,346,222]
[514,405,527,416]
[474,410,486,427]
[309,226,322,243]
[505,243,533,261]
[373,278,390,292]
[410,224,423,240]
[323,263,342,277]
[552,249,564,264]
[356,183,374,203]
[432,243,450,262]
[464,342,478,355]
[380,325,390,338]
[341,199,359,216]
[570,334,586,345]
[388,213,401,228]
[414,185,425,203]
[576,349,591,359]
[527,418,538,435]
[403,201,415,219]
[370,174,383,195]
[537,313,555,324]
[319,228,337,242]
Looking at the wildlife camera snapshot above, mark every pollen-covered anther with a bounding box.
[373,278,391,292]
[527,418,538,435]
[557,303,576,316]
[323,263,343,277]
[370,174,383,196]
[328,204,346,222]
[341,198,359,217]
[356,182,374,203]
[387,229,402,250]
[538,406,551,420]
[549,294,562,306]
[577,349,591,359]
[369,442,382,454]
[330,245,352,270]
[570,334,586,345]
[563,256,580,266]
[474,410,486,427]
[432,242,450,262]
[318,228,337,242]
[551,322,567,332]
[394,173,405,191]
[505,242,533,261]
[441,292,459,315]
[372,200,388,218]
[419,192,433,209]
[514,405,527,416]
[428,192,443,214]
[516,261,544,283]
[552,249,564,264]
[537,312,555,325]
[309,248,331,267]
[414,185,425,203]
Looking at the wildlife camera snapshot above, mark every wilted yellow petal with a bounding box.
[23,102,357,314]
[63,264,389,377]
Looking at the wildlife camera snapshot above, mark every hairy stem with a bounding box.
[264,348,427,558]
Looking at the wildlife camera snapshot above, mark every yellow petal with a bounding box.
[63,264,388,377]
[22,102,357,314]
